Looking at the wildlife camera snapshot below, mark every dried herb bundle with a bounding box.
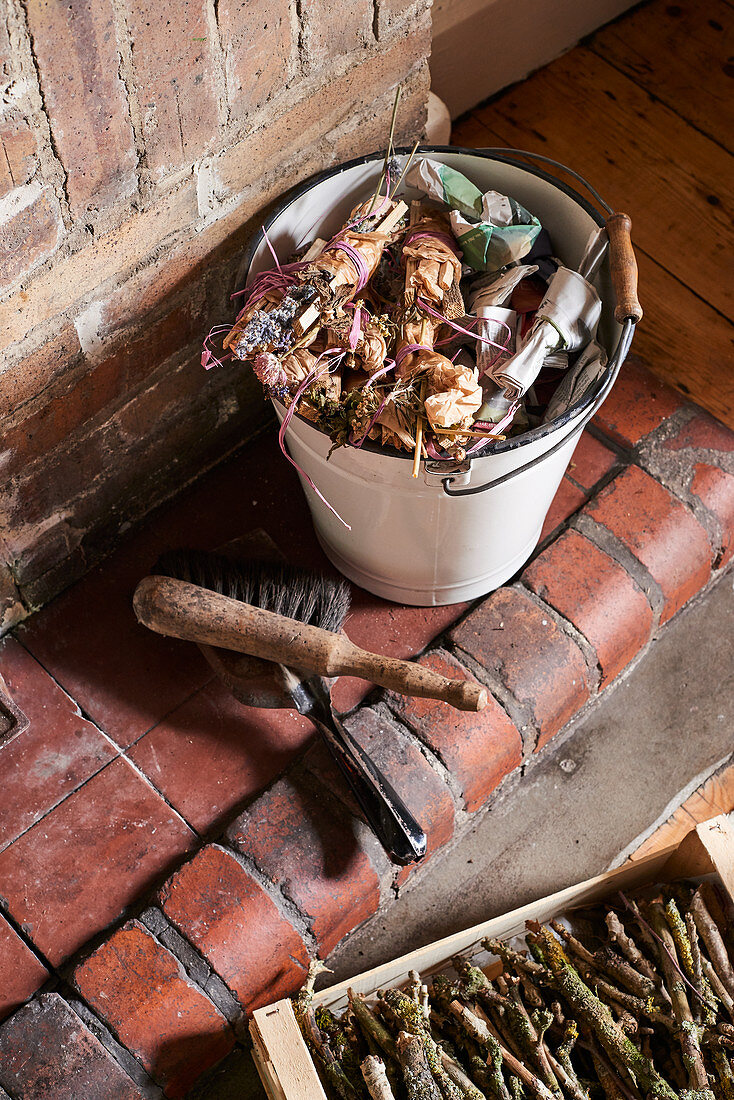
[292,881,733,1100]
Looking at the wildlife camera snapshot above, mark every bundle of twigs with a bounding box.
[291,881,734,1100]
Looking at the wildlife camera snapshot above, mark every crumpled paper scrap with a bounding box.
[406,158,541,272]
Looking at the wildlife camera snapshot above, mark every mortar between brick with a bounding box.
[381,685,470,811]
[7,2,71,226]
[108,0,147,198]
[446,644,536,758]
[65,995,163,1100]
[573,512,665,628]
[347,702,469,891]
[137,906,245,1034]
[518,582,602,694]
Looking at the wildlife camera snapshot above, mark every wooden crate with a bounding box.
[250,814,734,1100]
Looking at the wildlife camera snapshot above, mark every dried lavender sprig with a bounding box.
[368,88,401,215]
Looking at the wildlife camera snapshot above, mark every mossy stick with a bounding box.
[449,1001,556,1100]
[397,1031,443,1100]
[605,911,663,990]
[648,903,714,1098]
[691,889,734,1002]
[529,924,678,1099]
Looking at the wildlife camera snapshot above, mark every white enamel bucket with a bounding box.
[241,147,636,605]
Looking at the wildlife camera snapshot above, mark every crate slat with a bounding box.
[251,999,327,1100]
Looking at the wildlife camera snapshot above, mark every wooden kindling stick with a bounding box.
[134,575,488,712]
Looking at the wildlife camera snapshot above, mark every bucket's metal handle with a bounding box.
[475,148,642,324]
[442,320,634,497]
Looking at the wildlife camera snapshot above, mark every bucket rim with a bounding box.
[238,145,619,461]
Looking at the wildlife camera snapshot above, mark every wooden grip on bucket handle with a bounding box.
[606,212,642,324]
[134,575,489,713]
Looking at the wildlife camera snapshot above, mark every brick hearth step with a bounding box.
[0,361,732,1098]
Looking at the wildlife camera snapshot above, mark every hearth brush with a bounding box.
[135,550,435,863]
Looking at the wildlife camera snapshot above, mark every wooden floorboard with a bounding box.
[588,0,734,154]
[470,47,733,319]
[452,0,734,428]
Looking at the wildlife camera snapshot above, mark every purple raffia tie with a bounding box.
[201,325,235,370]
[417,297,512,354]
[464,404,520,455]
[394,342,435,373]
[344,302,365,351]
[364,358,395,389]
[351,390,392,448]
[323,239,370,292]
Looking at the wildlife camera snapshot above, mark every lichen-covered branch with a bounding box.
[529,924,678,1099]
[648,903,714,1099]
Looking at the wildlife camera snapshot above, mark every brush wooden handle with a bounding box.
[134,575,488,712]
[606,212,642,324]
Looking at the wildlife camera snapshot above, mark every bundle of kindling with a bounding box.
[204,146,608,482]
[292,881,734,1100]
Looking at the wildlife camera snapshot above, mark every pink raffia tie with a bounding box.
[344,302,364,351]
[464,402,520,455]
[363,358,395,389]
[201,325,235,370]
[351,356,397,447]
[417,297,514,375]
[394,342,435,374]
[352,391,392,448]
[417,298,512,352]
[323,239,370,292]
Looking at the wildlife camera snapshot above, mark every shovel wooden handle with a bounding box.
[134,575,488,713]
[606,212,642,324]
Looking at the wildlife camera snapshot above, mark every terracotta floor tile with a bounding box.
[0,757,194,966]
[0,993,147,1100]
[18,435,321,748]
[0,914,49,1021]
[0,638,116,851]
[128,679,315,834]
[566,431,618,492]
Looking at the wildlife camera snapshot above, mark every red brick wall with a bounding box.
[0,0,431,629]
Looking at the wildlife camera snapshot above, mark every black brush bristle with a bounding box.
[153,549,350,633]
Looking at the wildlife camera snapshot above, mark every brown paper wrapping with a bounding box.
[402,211,462,306]
[424,360,483,430]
